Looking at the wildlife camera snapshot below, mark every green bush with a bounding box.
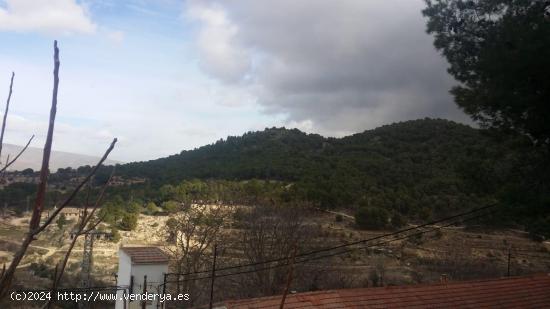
[162,200,180,213]
[118,213,138,231]
[56,213,68,230]
[145,202,161,215]
[30,263,51,279]
[110,227,121,242]
[355,207,389,230]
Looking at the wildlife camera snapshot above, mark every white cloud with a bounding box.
[0,0,96,35]
[187,2,251,83]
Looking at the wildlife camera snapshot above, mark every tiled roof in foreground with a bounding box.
[223,274,550,308]
[120,246,169,265]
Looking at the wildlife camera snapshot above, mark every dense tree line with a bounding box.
[422,0,550,238]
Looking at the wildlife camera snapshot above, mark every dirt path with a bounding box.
[13,242,117,268]
[315,207,355,221]
[16,244,56,268]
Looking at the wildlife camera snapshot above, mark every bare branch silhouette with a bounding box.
[0,72,14,161]
[0,135,35,173]
[47,167,115,309]
[29,41,60,230]
[0,41,118,299]
[35,138,116,235]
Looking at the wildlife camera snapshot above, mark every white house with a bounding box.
[116,246,169,309]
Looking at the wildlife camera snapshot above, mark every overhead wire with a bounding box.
[165,206,496,284]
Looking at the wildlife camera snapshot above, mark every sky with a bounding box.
[0,0,471,162]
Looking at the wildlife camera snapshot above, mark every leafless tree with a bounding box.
[235,203,309,297]
[163,203,233,306]
[0,41,117,299]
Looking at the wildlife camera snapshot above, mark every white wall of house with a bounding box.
[115,250,168,309]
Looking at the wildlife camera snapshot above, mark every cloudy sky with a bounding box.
[0,0,470,162]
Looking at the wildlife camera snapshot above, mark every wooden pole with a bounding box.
[280,245,298,309]
[162,273,167,309]
[142,275,147,309]
[209,244,218,309]
[507,248,511,277]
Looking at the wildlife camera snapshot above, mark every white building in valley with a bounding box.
[115,246,169,309]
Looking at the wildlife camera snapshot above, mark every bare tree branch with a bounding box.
[35,138,117,235]
[0,135,35,173]
[29,40,60,230]
[80,167,115,234]
[0,41,61,297]
[0,41,117,299]
[0,71,34,175]
[53,166,115,288]
[43,167,115,309]
[1,154,9,179]
[0,72,14,161]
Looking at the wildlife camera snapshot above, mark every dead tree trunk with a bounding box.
[0,40,117,300]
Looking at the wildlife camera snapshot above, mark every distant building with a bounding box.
[116,246,169,309]
[46,206,83,219]
[217,274,550,308]
[58,207,83,218]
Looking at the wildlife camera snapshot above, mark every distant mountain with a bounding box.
[2,143,121,171]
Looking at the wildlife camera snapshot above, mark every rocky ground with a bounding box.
[0,208,549,294]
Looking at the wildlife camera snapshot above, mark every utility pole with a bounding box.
[78,233,94,309]
[280,245,298,309]
[209,244,218,309]
[79,233,94,289]
[75,230,111,309]
[142,275,147,309]
[507,248,511,277]
[162,273,167,309]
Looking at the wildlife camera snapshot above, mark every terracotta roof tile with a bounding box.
[120,246,169,265]
[223,274,550,308]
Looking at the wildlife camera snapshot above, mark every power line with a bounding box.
[166,204,497,279]
[512,252,550,260]
[10,285,128,293]
[165,208,495,284]
[469,246,550,258]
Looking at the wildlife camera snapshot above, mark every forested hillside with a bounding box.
[118,118,488,184]
[113,118,547,224]
[4,118,548,236]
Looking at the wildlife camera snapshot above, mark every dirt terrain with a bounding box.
[0,208,549,291]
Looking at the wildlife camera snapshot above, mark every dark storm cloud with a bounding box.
[187,0,471,136]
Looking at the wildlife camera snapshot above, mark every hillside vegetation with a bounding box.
[4,119,548,237]
[109,119,548,234]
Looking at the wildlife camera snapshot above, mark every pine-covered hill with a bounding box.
[118,126,326,183]
[113,118,519,218]
[118,118,497,185]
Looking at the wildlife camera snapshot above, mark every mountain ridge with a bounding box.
[2,143,122,171]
